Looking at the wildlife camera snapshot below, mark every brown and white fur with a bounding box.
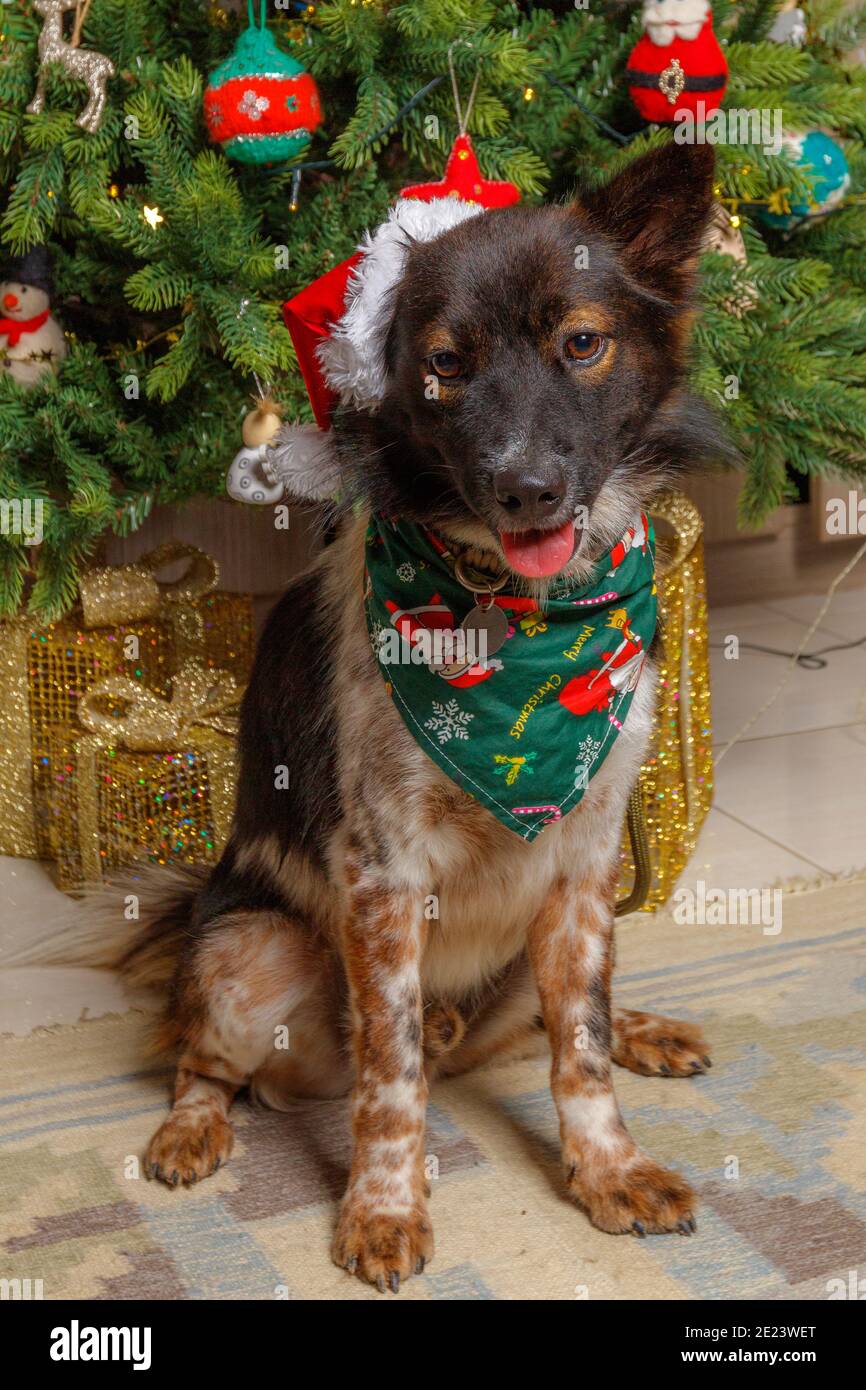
[105,143,724,1292]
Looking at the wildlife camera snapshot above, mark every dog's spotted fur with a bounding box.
[132,143,727,1289]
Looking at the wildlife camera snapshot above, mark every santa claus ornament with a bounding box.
[626,0,728,124]
[203,0,323,164]
[0,246,68,388]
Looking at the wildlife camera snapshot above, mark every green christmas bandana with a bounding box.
[364,514,657,842]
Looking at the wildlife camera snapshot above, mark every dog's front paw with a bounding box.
[612,1008,712,1077]
[567,1153,697,1236]
[332,1199,434,1292]
[145,1110,233,1187]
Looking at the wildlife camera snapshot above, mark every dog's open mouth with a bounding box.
[499,519,576,579]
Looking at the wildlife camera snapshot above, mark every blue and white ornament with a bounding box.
[759,130,850,231]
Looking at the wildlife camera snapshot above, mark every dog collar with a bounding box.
[364,513,657,841]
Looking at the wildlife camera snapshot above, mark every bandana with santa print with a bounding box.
[364,514,657,842]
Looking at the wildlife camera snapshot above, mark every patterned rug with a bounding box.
[2,879,865,1301]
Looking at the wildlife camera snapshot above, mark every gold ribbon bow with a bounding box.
[78,660,242,751]
[78,542,219,631]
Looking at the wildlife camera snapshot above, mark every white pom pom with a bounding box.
[264,423,341,502]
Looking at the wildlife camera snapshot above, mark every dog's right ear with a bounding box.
[575,143,715,302]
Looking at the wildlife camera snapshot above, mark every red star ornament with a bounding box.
[400,133,520,208]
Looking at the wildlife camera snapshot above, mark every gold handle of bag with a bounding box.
[614,490,704,917]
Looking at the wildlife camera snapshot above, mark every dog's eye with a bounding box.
[429,351,463,379]
[565,333,605,364]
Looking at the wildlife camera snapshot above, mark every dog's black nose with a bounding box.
[494,464,564,521]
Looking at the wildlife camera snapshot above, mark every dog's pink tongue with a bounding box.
[500,521,575,578]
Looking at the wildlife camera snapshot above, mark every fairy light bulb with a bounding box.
[523,86,535,101]
[143,205,164,228]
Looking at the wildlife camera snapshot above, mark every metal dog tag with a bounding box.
[460,599,508,662]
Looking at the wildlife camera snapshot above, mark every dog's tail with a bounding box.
[2,863,206,991]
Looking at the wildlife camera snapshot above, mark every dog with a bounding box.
[123,141,727,1291]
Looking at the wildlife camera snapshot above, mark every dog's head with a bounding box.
[336,142,728,582]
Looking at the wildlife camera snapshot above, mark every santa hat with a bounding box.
[265,134,519,502]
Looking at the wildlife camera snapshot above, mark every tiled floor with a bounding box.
[1,586,864,1033]
[704,587,866,881]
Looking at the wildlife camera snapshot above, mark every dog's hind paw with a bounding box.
[144,1109,233,1187]
[611,1008,711,1077]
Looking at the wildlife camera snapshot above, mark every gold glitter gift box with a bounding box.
[616,491,713,911]
[0,544,252,860]
[43,660,241,890]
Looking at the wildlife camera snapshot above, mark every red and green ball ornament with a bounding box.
[203,0,323,164]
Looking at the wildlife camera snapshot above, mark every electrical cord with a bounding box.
[709,633,866,671]
[714,536,866,765]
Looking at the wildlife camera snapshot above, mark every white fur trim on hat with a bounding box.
[318,196,484,412]
[263,197,484,505]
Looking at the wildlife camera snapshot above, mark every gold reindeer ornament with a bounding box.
[27,0,115,135]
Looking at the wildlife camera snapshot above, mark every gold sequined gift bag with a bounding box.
[0,544,252,860]
[616,491,713,911]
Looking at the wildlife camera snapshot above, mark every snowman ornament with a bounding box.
[0,247,67,387]
[226,396,286,505]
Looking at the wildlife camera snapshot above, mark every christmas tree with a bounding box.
[1,0,864,618]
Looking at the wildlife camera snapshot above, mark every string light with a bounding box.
[523,86,535,101]
[142,205,164,228]
[108,183,120,198]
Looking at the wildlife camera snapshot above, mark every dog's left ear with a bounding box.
[576,143,715,301]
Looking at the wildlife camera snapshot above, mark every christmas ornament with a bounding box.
[400,133,520,207]
[403,48,520,207]
[203,0,323,164]
[27,0,116,135]
[0,246,68,387]
[757,130,851,230]
[364,514,656,842]
[626,0,728,124]
[701,201,747,261]
[700,202,757,316]
[226,393,286,504]
[768,4,807,47]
